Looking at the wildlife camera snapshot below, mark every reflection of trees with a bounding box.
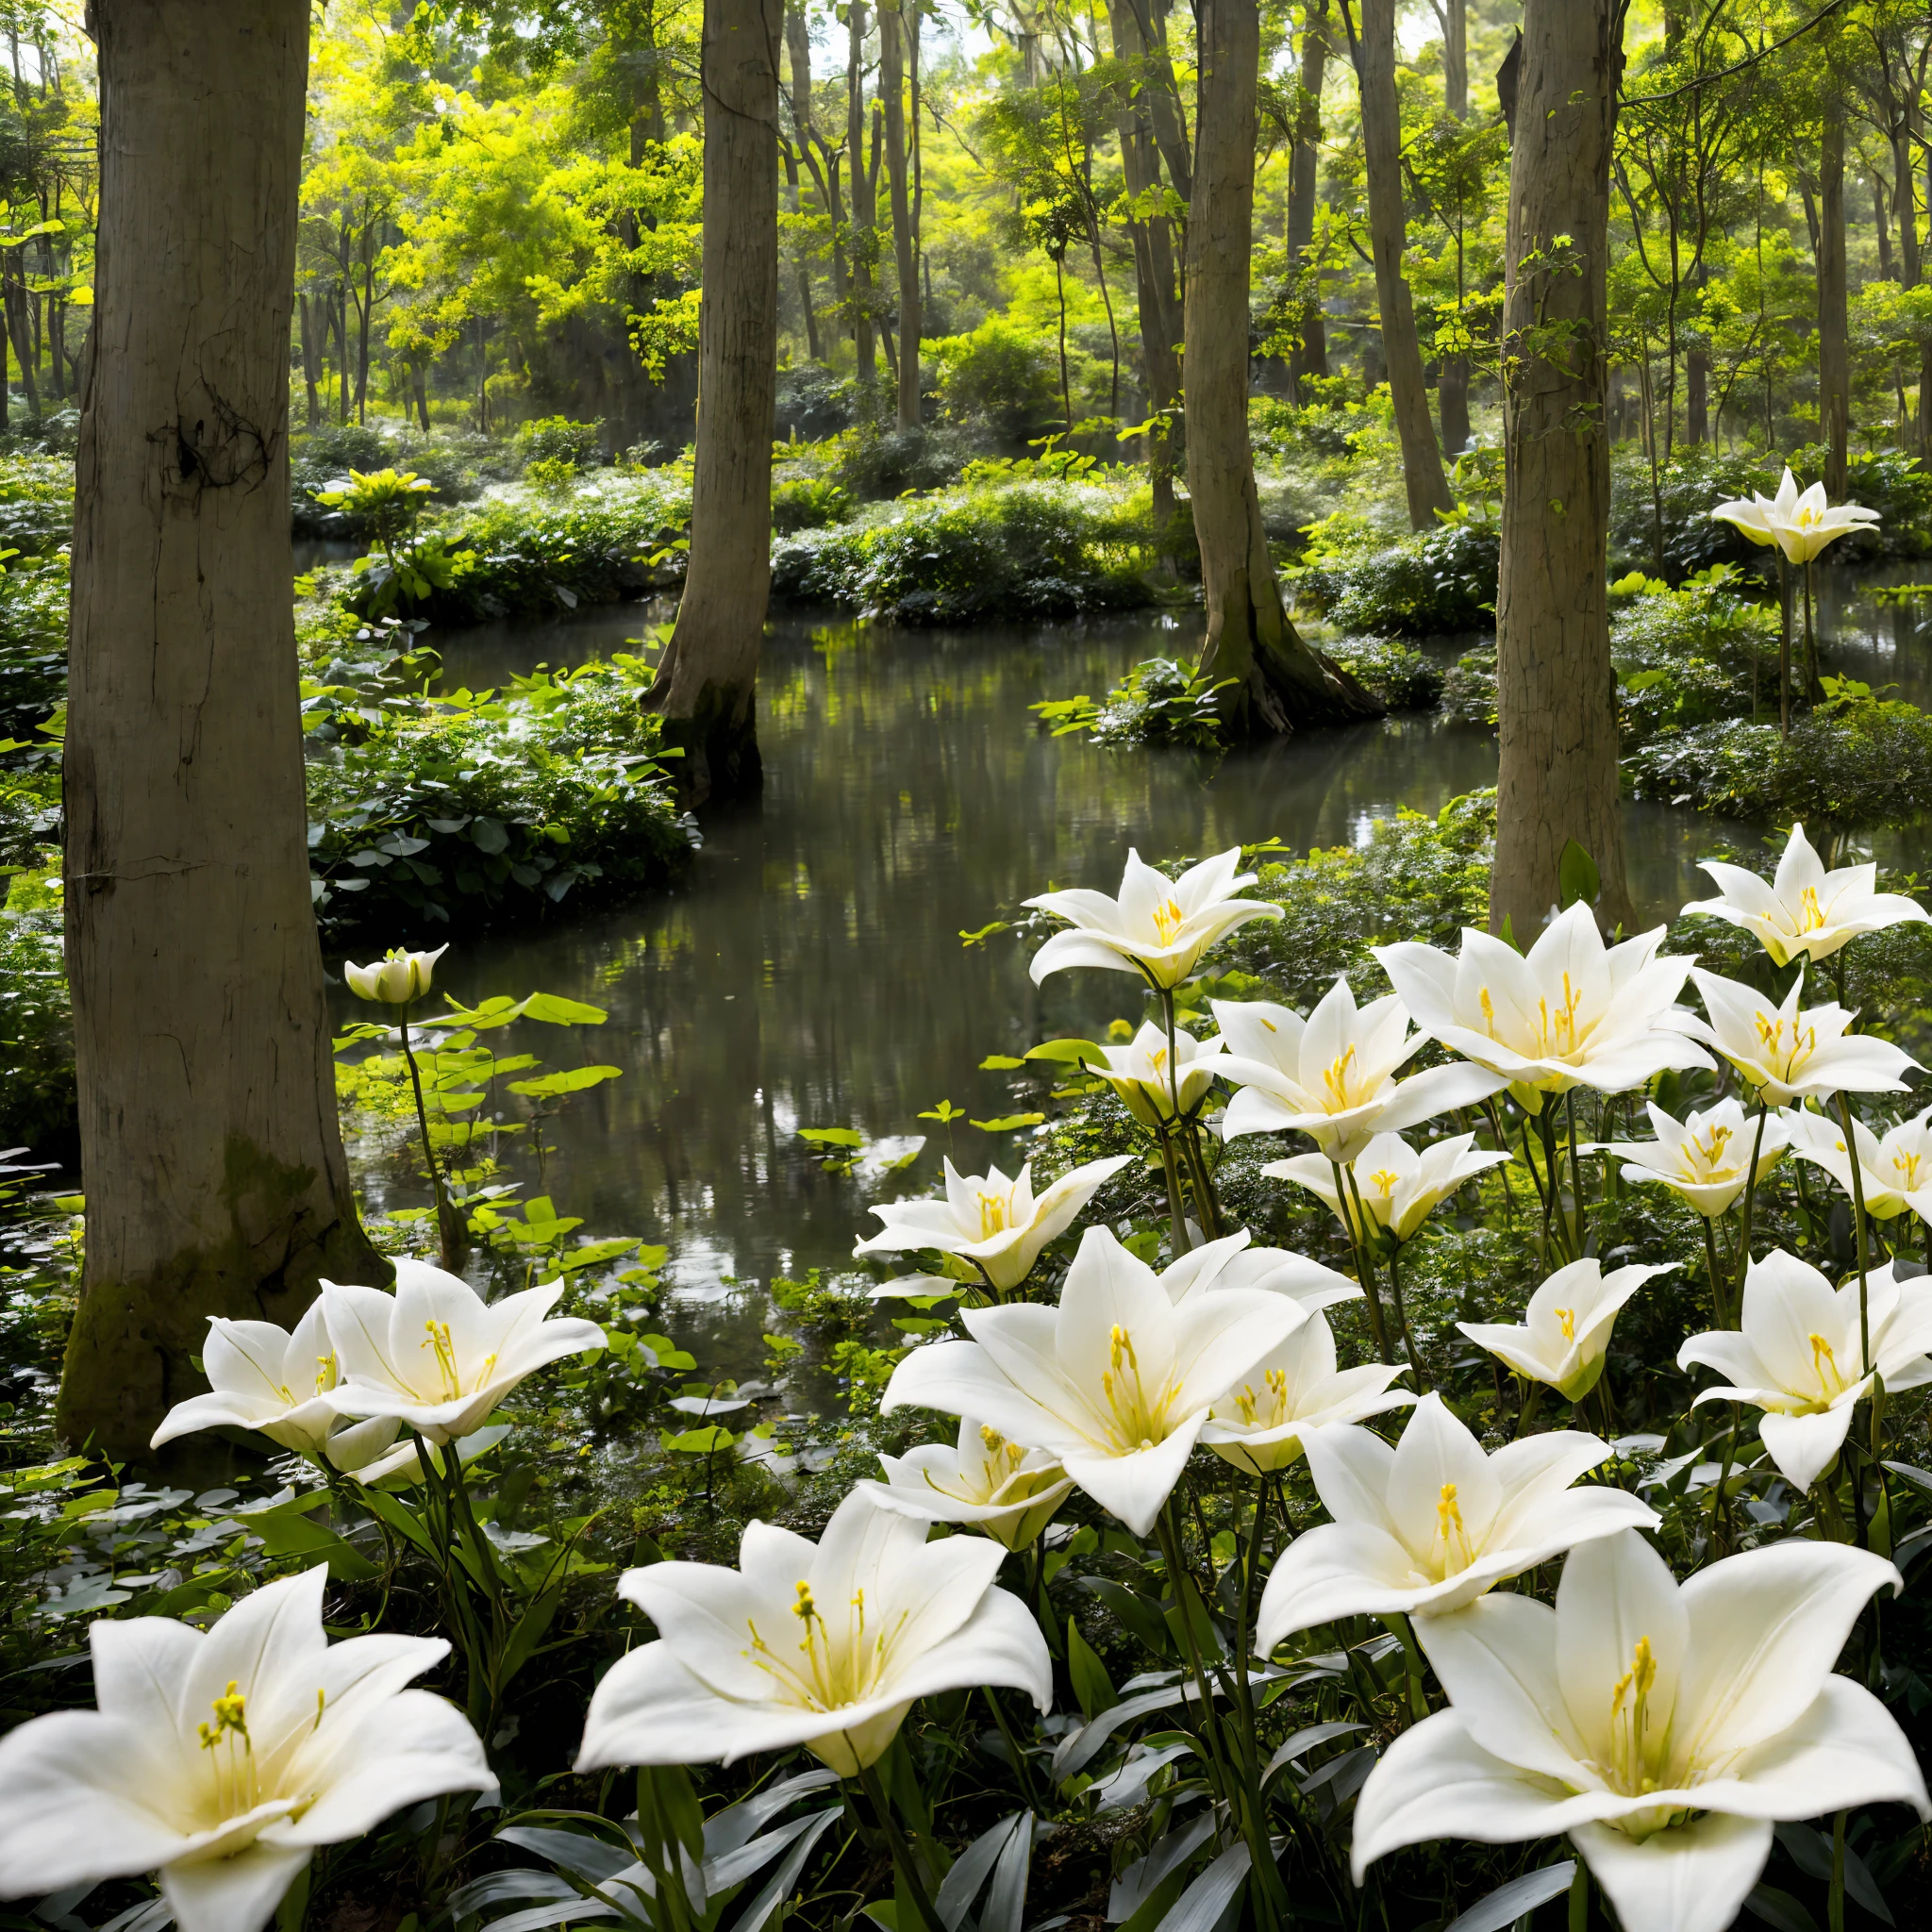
[417,616,1501,1312]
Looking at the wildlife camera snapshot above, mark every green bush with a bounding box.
[1032,656,1231,749]
[1326,637,1444,710]
[1296,516,1499,636]
[926,317,1063,438]
[1623,698,1932,828]
[1440,645,1495,725]
[1610,573,1776,742]
[0,911,74,1166]
[0,455,74,558]
[307,657,698,933]
[771,475,852,533]
[0,564,68,744]
[770,476,1154,623]
[514,415,605,470]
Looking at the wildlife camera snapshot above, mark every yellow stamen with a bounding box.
[1557,1307,1575,1342]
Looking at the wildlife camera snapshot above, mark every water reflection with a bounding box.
[333,591,1927,1351]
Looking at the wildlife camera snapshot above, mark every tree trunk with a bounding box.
[58,0,379,1464]
[1188,0,1382,738]
[846,2,877,386]
[1285,0,1329,393]
[781,4,821,362]
[1489,0,1632,940]
[1686,339,1707,444]
[1441,0,1466,119]
[412,364,430,432]
[1129,0,1192,204]
[1440,347,1470,454]
[880,0,919,425]
[1819,87,1848,498]
[6,272,38,417]
[297,290,320,425]
[644,0,780,804]
[1108,0,1182,527]
[1357,0,1453,527]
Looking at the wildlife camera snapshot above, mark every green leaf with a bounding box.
[798,1126,864,1147]
[971,1113,1045,1132]
[918,1099,965,1123]
[1078,1575,1173,1659]
[507,1065,623,1098]
[1066,1617,1118,1720]
[978,1054,1025,1070]
[1557,840,1601,911]
[521,991,609,1025]
[1024,1038,1106,1066]
[958,921,1010,946]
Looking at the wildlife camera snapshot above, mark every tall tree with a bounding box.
[58,0,379,1462]
[845,1,879,384]
[1355,0,1454,527]
[1188,0,1380,737]
[1284,0,1330,394]
[1431,0,1467,120]
[644,0,781,801]
[1490,0,1633,938]
[879,0,920,425]
[1820,77,1850,496]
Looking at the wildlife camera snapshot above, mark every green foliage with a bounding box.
[926,317,1064,437]
[771,475,1155,623]
[1295,515,1500,637]
[1610,569,1776,743]
[0,910,72,1164]
[307,656,697,932]
[1624,699,1932,829]
[513,415,606,471]
[770,474,852,533]
[1032,657,1233,749]
[1325,638,1445,710]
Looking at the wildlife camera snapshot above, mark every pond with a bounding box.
[334,570,1932,1382]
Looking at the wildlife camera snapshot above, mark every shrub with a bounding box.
[514,416,605,471]
[307,657,699,933]
[926,317,1063,438]
[0,910,73,1166]
[771,475,852,533]
[1032,657,1232,749]
[0,456,74,558]
[0,564,68,744]
[1326,637,1444,710]
[1623,697,1932,828]
[1296,516,1499,636]
[771,476,1154,623]
[1440,645,1496,724]
[1610,571,1776,742]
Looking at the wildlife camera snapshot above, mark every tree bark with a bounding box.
[880,0,919,425]
[297,290,320,426]
[1820,86,1849,498]
[783,0,822,361]
[846,2,877,386]
[1357,0,1453,527]
[58,0,380,1463]
[1108,0,1182,527]
[1490,0,1632,940]
[1437,0,1467,120]
[645,0,780,804]
[1285,0,1329,393]
[1188,0,1381,738]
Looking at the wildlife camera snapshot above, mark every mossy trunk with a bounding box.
[58,0,380,1465]
[1187,0,1382,739]
[1489,0,1633,939]
[646,0,781,804]
[1357,0,1453,529]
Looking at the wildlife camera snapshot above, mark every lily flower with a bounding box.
[1156,1227,1362,1316]
[1678,1252,1932,1491]
[574,1490,1051,1777]
[1024,846,1281,988]
[1375,902,1709,1110]
[150,1301,406,1477]
[342,944,447,1006]
[322,1257,605,1444]
[1457,1259,1670,1404]
[882,1224,1308,1536]
[1084,1021,1224,1127]
[1681,968,1919,1105]
[1200,1312,1414,1476]
[1682,824,1927,967]
[1212,980,1507,1162]
[1353,1531,1925,1932]
[1264,1131,1510,1245]
[855,1153,1132,1293]
[0,1567,495,1932]
[1708,465,1879,565]
[859,1419,1076,1550]
[1783,1103,1932,1223]
[1255,1392,1657,1644]
[1595,1098,1789,1218]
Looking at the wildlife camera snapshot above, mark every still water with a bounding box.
[341,573,1930,1355]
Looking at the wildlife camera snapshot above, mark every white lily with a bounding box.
[882,1223,1307,1536]
[1264,1131,1510,1245]
[574,1490,1051,1777]
[1024,846,1281,988]
[1707,465,1879,565]
[1211,981,1507,1162]
[1457,1259,1670,1404]
[342,944,447,1006]
[1084,1020,1224,1127]
[1200,1312,1414,1476]
[854,1153,1132,1293]
[1156,1226,1363,1316]
[0,1567,495,1932]
[1352,1531,1925,1932]
[1678,1252,1932,1491]
[322,1257,605,1444]
[1254,1391,1657,1643]
[1783,1103,1932,1223]
[859,1418,1075,1550]
[1596,1098,1789,1218]
[1681,968,1919,1105]
[1375,902,1709,1109]
[150,1301,406,1477]
[1682,823,1927,967]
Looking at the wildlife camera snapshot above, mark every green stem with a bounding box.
[1158,1128,1192,1255]
[1513,1378,1543,1441]
[1733,1095,1772,1311]
[855,1760,950,1932]
[1330,1157,1391,1359]
[1154,1507,1238,1802]
[1836,1091,1874,1376]
[400,1008,465,1271]
[1829,1808,1846,1932]
[1385,1241,1426,1391]
[1382,1610,1430,1724]
[1701,1214,1730,1329]
[981,1687,1040,1810]
[1707,1405,1739,1557]
[1565,1090,1587,1257]
[1569,1858,1590,1932]
[1179,1119,1224,1240]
